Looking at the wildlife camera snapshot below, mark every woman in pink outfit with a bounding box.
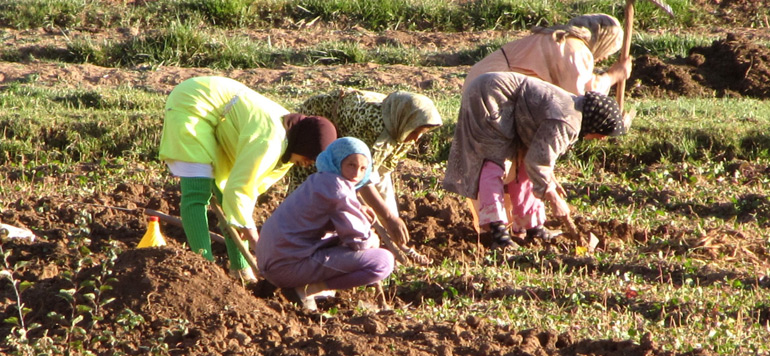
[460,14,633,241]
[445,73,632,248]
[462,13,631,97]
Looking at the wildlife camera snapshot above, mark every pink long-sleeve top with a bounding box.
[462,33,608,96]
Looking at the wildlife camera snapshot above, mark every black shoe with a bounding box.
[489,221,515,248]
[526,225,561,241]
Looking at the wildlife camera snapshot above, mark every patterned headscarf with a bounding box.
[316,137,372,189]
[281,113,338,163]
[373,91,443,172]
[580,91,624,137]
[567,13,623,61]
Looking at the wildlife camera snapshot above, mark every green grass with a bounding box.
[634,32,717,60]
[5,30,722,70]
[0,82,164,165]
[0,0,723,69]
[393,251,770,354]
[2,0,770,355]
[0,0,709,31]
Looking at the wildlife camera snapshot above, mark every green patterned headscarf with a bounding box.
[372,91,443,173]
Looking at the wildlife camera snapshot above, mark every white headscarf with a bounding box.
[567,13,623,61]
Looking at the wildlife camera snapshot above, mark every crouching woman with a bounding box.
[256,137,395,310]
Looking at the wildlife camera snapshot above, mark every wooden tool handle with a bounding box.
[616,0,635,112]
[209,196,261,278]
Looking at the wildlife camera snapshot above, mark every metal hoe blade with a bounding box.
[648,0,675,17]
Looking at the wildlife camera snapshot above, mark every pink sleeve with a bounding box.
[556,40,596,95]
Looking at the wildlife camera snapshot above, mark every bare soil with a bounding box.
[2,1,770,354]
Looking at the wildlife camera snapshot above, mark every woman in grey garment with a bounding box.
[443,71,631,247]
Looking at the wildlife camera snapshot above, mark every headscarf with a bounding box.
[316,137,372,190]
[373,91,443,171]
[531,24,592,46]
[580,91,627,137]
[567,13,623,61]
[281,113,338,163]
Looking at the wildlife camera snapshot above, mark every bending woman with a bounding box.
[463,13,629,96]
[461,14,631,240]
[159,76,337,282]
[444,72,631,247]
[292,88,443,260]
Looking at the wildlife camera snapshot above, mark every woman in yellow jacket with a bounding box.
[159,76,337,282]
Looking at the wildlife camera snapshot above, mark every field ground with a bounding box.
[2,0,770,355]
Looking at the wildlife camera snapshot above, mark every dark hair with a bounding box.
[281,114,338,163]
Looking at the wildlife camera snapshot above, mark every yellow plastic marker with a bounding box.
[137,216,166,248]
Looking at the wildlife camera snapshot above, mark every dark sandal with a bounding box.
[489,221,516,248]
[526,226,562,242]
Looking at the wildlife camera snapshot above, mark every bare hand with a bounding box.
[610,56,633,82]
[543,189,571,218]
[551,173,567,198]
[361,205,377,223]
[383,215,409,247]
[239,227,259,250]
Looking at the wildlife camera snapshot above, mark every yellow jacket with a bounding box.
[159,76,291,228]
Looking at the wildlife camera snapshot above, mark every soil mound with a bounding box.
[690,33,770,98]
[630,33,770,99]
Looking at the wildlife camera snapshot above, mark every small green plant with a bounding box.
[1,245,41,354]
[1,228,148,355]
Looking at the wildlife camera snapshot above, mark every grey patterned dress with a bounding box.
[443,72,582,200]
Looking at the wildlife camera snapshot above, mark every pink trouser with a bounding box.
[477,160,545,231]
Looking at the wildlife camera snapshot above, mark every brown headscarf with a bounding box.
[281,113,338,163]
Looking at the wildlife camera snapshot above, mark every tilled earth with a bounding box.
[3,1,770,354]
[6,159,767,356]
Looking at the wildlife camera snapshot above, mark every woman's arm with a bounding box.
[524,121,577,218]
[589,56,632,94]
[560,38,631,95]
[323,178,377,250]
[358,183,408,246]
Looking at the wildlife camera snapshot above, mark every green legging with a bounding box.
[180,177,248,270]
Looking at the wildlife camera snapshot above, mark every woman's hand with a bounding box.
[361,205,377,223]
[550,172,567,198]
[239,227,259,251]
[543,188,571,218]
[358,184,410,246]
[382,215,409,247]
[607,56,633,84]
